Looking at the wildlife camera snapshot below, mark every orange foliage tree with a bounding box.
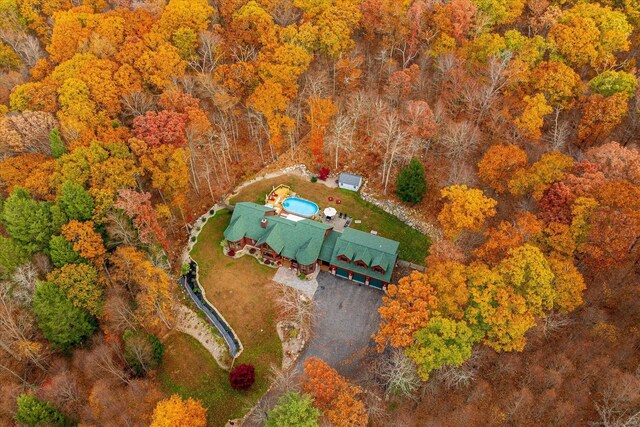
[477,144,528,193]
[306,96,337,165]
[473,211,543,265]
[302,357,368,427]
[577,93,628,147]
[61,220,106,263]
[375,270,438,349]
[109,246,175,330]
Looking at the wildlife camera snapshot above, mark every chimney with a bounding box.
[261,218,268,228]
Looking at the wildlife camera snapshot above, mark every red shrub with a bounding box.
[318,167,330,181]
[229,364,255,390]
[228,249,236,257]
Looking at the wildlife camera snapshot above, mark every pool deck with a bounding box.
[265,185,292,215]
[266,185,322,219]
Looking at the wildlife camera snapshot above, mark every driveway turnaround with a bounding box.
[297,271,383,379]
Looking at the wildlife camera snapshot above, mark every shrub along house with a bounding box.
[224,202,399,289]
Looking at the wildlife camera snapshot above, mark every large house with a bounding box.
[224,202,399,289]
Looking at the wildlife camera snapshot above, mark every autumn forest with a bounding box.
[0,0,640,424]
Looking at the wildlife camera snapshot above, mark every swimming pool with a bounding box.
[282,197,319,218]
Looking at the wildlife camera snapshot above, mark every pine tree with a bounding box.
[58,181,95,221]
[1,187,54,254]
[266,392,320,427]
[14,394,66,426]
[32,282,96,350]
[395,158,427,203]
[49,235,84,268]
[49,128,66,159]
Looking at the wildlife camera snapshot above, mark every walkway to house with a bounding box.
[295,272,383,379]
[272,267,319,298]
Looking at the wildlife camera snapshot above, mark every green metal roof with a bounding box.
[319,230,340,262]
[224,202,331,265]
[224,203,399,282]
[328,228,398,282]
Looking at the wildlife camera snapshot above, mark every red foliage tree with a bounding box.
[537,182,574,225]
[114,189,168,249]
[132,110,188,147]
[229,364,255,390]
[318,167,330,181]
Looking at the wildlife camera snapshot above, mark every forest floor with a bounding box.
[166,209,282,425]
[229,174,431,264]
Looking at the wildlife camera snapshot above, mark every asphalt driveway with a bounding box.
[296,271,383,379]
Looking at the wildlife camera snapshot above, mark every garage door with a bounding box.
[336,268,350,279]
[352,273,366,284]
[369,278,385,290]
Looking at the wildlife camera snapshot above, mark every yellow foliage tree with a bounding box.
[547,255,586,313]
[508,151,574,200]
[150,395,206,427]
[438,185,497,240]
[496,244,555,316]
[465,263,536,352]
[515,93,553,140]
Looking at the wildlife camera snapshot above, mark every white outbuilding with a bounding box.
[338,173,363,192]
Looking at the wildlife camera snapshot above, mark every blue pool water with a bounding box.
[282,197,319,218]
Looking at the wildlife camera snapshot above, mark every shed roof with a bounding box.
[338,172,362,187]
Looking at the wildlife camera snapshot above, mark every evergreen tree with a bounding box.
[50,204,68,234]
[49,235,84,268]
[14,394,66,426]
[32,282,96,350]
[266,392,320,427]
[395,158,427,204]
[58,181,95,221]
[1,187,53,254]
[0,236,29,278]
[49,128,66,159]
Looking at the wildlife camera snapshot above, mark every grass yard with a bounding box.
[162,209,282,425]
[160,332,257,426]
[230,175,431,264]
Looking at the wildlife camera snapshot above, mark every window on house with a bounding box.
[355,260,367,268]
[338,255,350,263]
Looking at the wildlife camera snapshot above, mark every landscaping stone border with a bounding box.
[180,204,244,360]
[359,180,442,242]
[179,261,242,358]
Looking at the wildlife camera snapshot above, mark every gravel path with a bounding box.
[272,267,319,298]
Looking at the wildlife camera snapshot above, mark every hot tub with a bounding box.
[282,197,319,218]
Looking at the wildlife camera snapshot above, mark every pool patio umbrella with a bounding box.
[324,207,337,219]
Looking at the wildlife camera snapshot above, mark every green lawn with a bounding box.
[230,175,431,264]
[161,210,282,426]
